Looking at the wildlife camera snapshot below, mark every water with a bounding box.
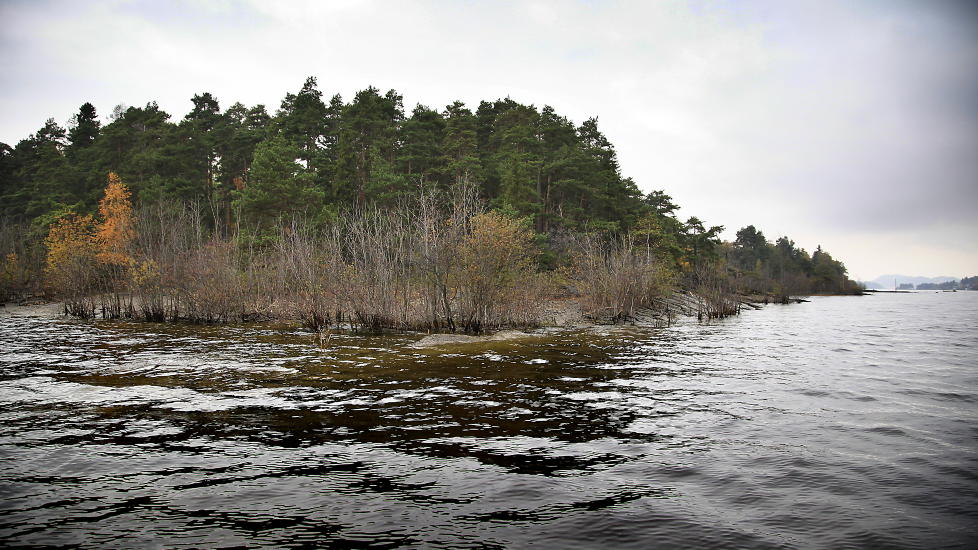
[1,292,976,548]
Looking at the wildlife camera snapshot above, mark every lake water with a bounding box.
[1,292,976,548]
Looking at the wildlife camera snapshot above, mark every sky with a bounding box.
[1,0,976,280]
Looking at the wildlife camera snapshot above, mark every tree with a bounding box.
[632,212,684,266]
[232,136,324,231]
[67,103,101,153]
[213,102,270,231]
[44,212,98,315]
[94,173,136,266]
[644,190,679,218]
[278,76,328,162]
[681,216,723,271]
[732,225,769,272]
[400,104,445,187]
[442,101,480,188]
[812,245,847,292]
[491,103,542,220]
[334,86,404,205]
[536,106,583,232]
[576,117,643,230]
[6,119,71,220]
[182,92,222,204]
[93,102,198,205]
[0,143,13,210]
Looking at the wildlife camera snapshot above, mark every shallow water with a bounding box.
[1,292,976,548]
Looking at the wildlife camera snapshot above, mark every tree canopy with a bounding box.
[0,78,857,295]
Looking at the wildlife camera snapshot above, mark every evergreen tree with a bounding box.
[442,101,480,188]
[682,216,724,269]
[334,86,404,205]
[181,92,222,208]
[67,103,100,153]
[732,225,769,272]
[400,104,446,187]
[212,102,270,230]
[6,119,71,220]
[278,76,328,164]
[232,136,324,231]
[490,103,542,220]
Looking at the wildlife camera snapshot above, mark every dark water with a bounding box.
[1,292,976,548]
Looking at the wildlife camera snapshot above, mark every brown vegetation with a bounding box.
[572,233,676,324]
[36,176,766,334]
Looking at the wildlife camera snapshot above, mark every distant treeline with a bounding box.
[0,77,860,318]
[914,277,978,291]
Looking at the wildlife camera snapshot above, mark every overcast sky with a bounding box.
[1,0,976,279]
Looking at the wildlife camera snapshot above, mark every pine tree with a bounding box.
[232,136,324,231]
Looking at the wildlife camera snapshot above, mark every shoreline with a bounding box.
[2,291,820,348]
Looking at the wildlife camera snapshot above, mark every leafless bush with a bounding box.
[272,220,342,330]
[693,263,739,319]
[49,181,562,333]
[173,239,244,323]
[572,233,676,323]
[342,207,418,331]
[455,211,550,332]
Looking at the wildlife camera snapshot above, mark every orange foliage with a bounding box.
[44,213,97,286]
[95,172,136,266]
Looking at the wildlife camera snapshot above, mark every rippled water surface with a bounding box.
[1,292,977,548]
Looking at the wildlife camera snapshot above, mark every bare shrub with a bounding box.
[175,239,245,323]
[273,220,340,330]
[342,208,418,331]
[573,233,675,324]
[48,178,560,333]
[455,212,549,332]
[693,263,739,319]
[129,203,202,321]
[413,183,481,331]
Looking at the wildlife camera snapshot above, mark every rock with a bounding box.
[411,330,538,348]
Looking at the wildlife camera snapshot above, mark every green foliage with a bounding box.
[732,225,768,272]
[0,81,857,297]
[723,229,854,294]
[232,136,324,232]
[0,84,653,238]
[442,101,480,187]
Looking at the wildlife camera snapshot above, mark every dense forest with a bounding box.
[0,78,861,329]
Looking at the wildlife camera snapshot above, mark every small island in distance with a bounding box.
[861,275,978,291]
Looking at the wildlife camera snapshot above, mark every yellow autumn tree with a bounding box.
[45,213,96,282]
[95,172,136,266]
[455,211,546,331]
[44,174,138,317]
[44,213,98,315]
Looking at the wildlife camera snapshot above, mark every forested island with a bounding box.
[0,78,861,333]
[915,277,978,291]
